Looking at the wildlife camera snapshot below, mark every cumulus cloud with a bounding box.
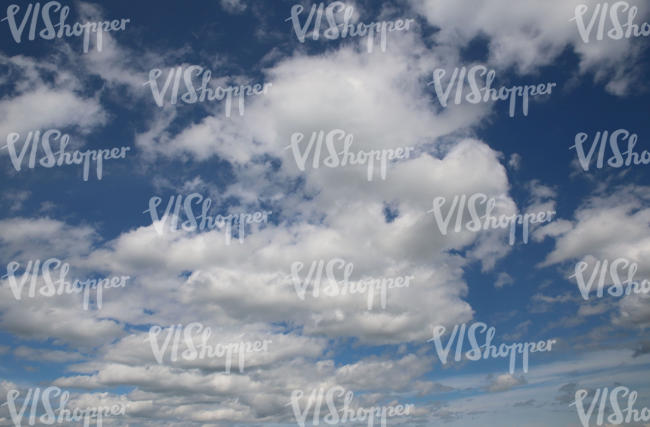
[411,0,650,94]
[0,54,107,142]
[1,2,646,426]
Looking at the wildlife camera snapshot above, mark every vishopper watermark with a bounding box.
[2,386,126,426]
[286,130,414,181]
[287,1,415,53]
[570,257,650,300]
[145,323,272,374]
[2,1,130,53]
[3,259,129,311]
[571,386,650,427]
[143,65,271,117]
[428,322,557,374]
[289,386,414,427]
[2,130,131,181]
[428,65,557,118]
[144,193,272,244]
[290,258,414,310]
[571,129,650,171]
[571,1,650,43]
[428,193,556,245]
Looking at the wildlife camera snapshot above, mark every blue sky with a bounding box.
[0,0,649,426]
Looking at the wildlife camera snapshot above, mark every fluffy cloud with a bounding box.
[0,54,106,145]
[411,0,650,94]
[2,2,646,426]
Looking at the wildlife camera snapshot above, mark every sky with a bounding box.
[0,0,649,426]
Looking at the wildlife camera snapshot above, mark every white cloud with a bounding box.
[508,153,522,171]
[221,0,247,14]
[539,186,650,330]
[0,54,107,141]
[485,373,527,392]
[495,272,514,288]
[411,0,650,94]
